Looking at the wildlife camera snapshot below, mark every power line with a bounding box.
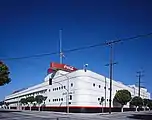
[1,52,58,60]
[1,32,152,61]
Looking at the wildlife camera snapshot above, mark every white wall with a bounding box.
[5,70,151,108]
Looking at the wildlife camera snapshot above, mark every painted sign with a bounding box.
[50,62,78,72]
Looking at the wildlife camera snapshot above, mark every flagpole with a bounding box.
[59,29,63,64]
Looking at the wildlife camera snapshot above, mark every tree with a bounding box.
[4,102,9,109]
[0,61,11,86]
[99,97,105,113]
[35,95,47,111]
[130,96,143,111]
[20,98,28,110]
[26,96,35,111]
[143,99,149,111]
[147,99,152,110]
[0,101,4,107]
[114,89,131,112]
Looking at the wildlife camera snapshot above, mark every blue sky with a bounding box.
[0,0,152,100]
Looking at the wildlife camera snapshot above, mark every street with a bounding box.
[0,110,152,120]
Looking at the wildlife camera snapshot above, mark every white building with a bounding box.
[4,62,151,112]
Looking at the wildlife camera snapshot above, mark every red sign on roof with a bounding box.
[50,62,77,72]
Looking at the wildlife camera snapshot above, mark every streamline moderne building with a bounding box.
[4,62,151,112]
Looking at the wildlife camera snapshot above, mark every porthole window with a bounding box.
[49,89,50,92]
[99,85,101,88]
[64,86,66,89]
[59,98,60,101]
[53,88,54,91]
[61,86,63,89]
[49,99,50,102]
[107,99,108,102]
[93,83,95,87]
[61,98,63,101]
[59,87,60,90]
[57,88,58,90]
[98,98,100,101]
[71,83,73,87]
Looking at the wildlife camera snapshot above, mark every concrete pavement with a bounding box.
[0,108,21,112]
[0,110,152,120]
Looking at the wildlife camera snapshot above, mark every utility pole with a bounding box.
[105,40,119,114]
[136,70,144,97]
[104,77,107,107]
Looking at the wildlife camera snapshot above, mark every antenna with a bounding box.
[59,29,63,64]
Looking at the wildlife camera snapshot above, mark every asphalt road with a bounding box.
[0,110,152,120]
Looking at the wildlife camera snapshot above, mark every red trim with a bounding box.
[38,106,114,108]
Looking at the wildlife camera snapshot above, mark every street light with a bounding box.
[53,72,70,113]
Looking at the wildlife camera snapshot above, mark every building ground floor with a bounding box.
[3,106,150,113]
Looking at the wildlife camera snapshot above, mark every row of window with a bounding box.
[53,86,66,91]
[52,98,64,102]
[48,95,72,102]
[98,98,110,102]
[93,83,110,90]
[48,83,74,92]
[6,89,47,101]
[93,83,104,89]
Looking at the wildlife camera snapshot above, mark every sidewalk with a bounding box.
[0,108,21,112]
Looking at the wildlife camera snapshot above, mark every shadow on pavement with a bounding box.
[127,113,152,120]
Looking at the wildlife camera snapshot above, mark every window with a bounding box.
[53,88,54,91]
[59,87,60,90]
[93,83,95,87]
[57,88,58,90]
[64,86,66,89]
[59,98,60,101]
[99,85,101,88]
[107,99,108,102]
[98,98,100,101]
[71,83,73,87]
[70,95,72,100]
[57,99,58,101]
[61,98,63,101]
[55,88,56,91]
[53,99,54,102]
[49,99,50,102]
[69,102,71,104]
[49,89,50,92]
[61,86,63,89]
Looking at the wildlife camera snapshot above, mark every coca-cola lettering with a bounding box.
[50,62,77,72]
[64,65,74,71]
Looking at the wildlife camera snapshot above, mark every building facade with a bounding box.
[4,62,151,112]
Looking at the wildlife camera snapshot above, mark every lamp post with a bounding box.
[54,72,70,113]
[18,96,20,110]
